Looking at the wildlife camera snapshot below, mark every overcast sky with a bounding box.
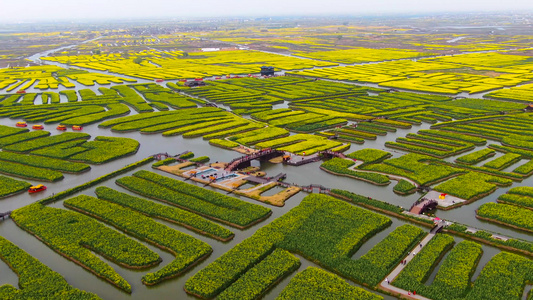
[1,0,533,22]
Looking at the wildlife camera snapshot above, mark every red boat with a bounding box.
[155,79,164,82]
[28,184,46,193]
[16,90,26,94]
[32,124,44,130]
[16,121,27,127]
[57,125,67,131]
[72,125,83,131]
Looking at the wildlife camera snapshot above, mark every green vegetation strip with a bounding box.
[433,172,512,201]
[95,187,234,241]
[64,195,212,286]
[0,175,31,198]
[185,194,419,298]
[320,158,390,185]
[393,180,417,195]
[455,148,495,165]
[39,157,153,205]
[477,202,533,233]
[483,153,522,170]
[0,160,63,182]
[218,249,300,300]
[69,136,139,164]
[11,203,161,293]
[116,170,271,228]
[0,131,50,148]
[464,251,533,300]
[0,151,90,173]
[3,132,90,153]
[0,236,101,299]
[346,148,392,166]
[276,267,382,300]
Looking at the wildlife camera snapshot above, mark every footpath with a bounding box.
[378,224,444,299]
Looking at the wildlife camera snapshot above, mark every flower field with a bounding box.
[276,267,382,300]
[64,195,212,286]
[95,187,234,241]
[0,175,31,198]
[477,202,533,232]
[184,194,427,298]
[0,236,101,299]
[116,170,271,228]
[11,203,161,292]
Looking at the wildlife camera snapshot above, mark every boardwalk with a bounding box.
[0,211,11,220]
[243,173,286,184]
[379,222,445,299]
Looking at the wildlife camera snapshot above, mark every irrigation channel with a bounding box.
[0,40,531,300]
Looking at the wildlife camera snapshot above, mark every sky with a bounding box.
[1,0,533,22]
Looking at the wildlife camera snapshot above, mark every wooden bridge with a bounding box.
[318,150,347,159]
[0,211,11,220]
[409,198,438,214]
[225,148,285,171]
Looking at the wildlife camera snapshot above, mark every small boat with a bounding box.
[155,79,164,82]
[16,90,26,94]
[32,124,44,130]
[72,125,83,131]
[16,121,27,127]
[57,125,67,131]
[28,184,47,193]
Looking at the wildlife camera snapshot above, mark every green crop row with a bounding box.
[3,132,90,153]
[11,203,160,293]
[38,157,153,205]
[68,136,139,164]
[0,131,50,148]
[512,159,533,175]
[230,126,290,145]
[455,148,495,165]
[393,234,455,291]
[339,128,377,139]
[0,125,28,138]
[0,175,31,198]
[185,194,391,298]
[178,151,194,159]
[95,187,233,241]
[30,140,88,159]
[477,202,533,232]
[152,157,176,168]
[418,129,487,145]
[431,160,523,181]
[405,133,472,148]
[363,153,465,186]
[218,249,300,300]
[64,195,212,286]
[60,103,131,126]
[489,144,533,159]
[276,267,382,300]
[427,241,483,300]
[393,180,417,195]
[483,153,522,170]
[320,158,390,185]
[498,193,533,209]
[346,148,392,166]
[190,156,210,163]
[0,160,63,182]
[465,251,533,300]
[385,141,451,158]
[209,138,239,149]
[0,236,101,299]
[0,151,89,173]
[434,172,512,200]
[202,123,263,140]
[117,170,271,228]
